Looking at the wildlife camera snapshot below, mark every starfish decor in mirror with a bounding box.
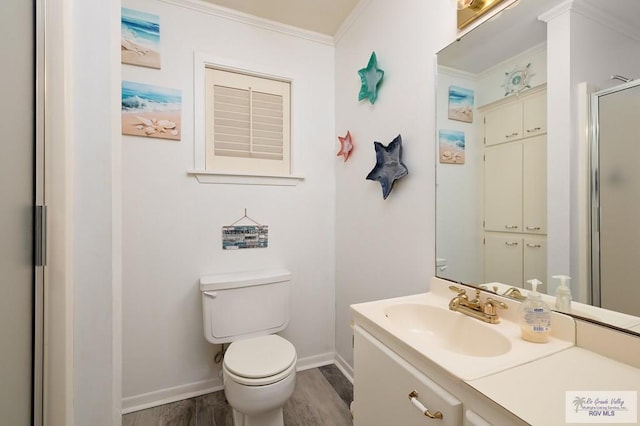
[366,134,408,200]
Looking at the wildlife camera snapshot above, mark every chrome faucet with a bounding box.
[448,286,508,324]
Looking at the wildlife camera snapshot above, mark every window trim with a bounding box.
[192,51,303,185]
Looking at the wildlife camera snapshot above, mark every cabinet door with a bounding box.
[484,101,522,146]
[353,327,462,426]
[484,143,522,232]
[523,92,547,137]
[524,236,547,293]
[484,235,523,288]
[522,136,546,234]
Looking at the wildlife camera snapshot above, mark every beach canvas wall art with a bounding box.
[439,130,465,164]
[448,86,474,123]
[121,8,161,69]
[122,81,182,141]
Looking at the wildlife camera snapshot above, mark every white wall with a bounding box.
[121,0,336,410]
[334,0,457,368]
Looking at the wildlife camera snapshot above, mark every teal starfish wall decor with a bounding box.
[358,51,384,104]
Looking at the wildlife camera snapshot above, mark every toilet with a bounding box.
[200,268,297,426]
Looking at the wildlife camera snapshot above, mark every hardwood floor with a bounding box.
[122,365,353,426]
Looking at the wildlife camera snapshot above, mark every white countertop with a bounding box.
[351,278,575,381]
[468,347,640,425]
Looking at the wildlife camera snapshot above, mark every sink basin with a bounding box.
[384,303,512,357]
[351,279,576,380]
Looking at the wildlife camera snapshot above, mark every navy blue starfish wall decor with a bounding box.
[366,134,409,200]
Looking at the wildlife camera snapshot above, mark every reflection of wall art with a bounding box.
[337,131,354,162]
[121,81,182,141]
[448,86,474,123]
[121,8,161,69]
[502,63,534,96]
[222,225,269,250]
[358,51,384,104]
[366,134,408,200]
[439,130,465,164]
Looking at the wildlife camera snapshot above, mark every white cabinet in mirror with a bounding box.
[435,0,640,336]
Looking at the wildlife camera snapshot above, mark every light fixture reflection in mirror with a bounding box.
[456,0,506,29]
[436,0,640,336]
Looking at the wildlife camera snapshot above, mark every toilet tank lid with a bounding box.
[200,268,291,291]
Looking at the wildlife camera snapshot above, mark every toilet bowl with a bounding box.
[200,269,297,426]
[223,335,297,426]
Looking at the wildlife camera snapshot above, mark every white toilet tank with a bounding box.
[200,268,291,344]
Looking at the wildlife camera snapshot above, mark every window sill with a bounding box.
[187,170,304,186]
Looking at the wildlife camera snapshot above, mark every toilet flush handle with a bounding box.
[204,291,218,298]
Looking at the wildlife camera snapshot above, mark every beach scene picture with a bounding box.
[439,130,465,164]
[121,8,161,69]
[122,81,182,141]
[448,85,474,123]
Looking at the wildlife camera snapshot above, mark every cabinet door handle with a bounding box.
[408,391,443,420]
[526,226,541,230]
[505,132,519,138]
[526,127,542,133]
[526,243,542,248]
[504,241,519,246]
[504,225,518,229]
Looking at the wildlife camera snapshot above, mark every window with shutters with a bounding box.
[205,67,291,176]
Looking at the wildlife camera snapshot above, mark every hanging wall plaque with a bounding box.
[222,209,268,249]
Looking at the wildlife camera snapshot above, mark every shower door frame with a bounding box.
[590,78,640,309]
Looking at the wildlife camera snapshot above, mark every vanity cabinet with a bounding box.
[354,326,462,425]
[484,88,546,147]
[353,326,526,426]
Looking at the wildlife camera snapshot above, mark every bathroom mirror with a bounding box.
[435,0,640,335]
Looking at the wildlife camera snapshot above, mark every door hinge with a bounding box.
[35,205,47,267]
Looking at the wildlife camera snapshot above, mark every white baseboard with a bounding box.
[121,376,224,414]
[295,351,335,371]
[122,352,338,414]
[333,352,354,384]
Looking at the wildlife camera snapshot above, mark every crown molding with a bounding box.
[539,0,640,41]
[571,0,640,41]
[437,65,477,81]
[333,0,372,44]
[157,0,335,46]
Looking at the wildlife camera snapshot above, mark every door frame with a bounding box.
[42,0,74,423]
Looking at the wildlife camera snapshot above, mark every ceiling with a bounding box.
[202,0,361,35]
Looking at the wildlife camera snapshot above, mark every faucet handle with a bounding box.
[448,285,467,296]
[483,298,508,315]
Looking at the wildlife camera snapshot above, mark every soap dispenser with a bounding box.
[519,279,551,343]
[553,275,572,313]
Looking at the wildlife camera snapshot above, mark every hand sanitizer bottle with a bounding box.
[553,275,572,313]
[519,279,551,343]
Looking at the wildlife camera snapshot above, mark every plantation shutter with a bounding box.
[205,67,291,175]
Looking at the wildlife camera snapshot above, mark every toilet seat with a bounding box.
[223,335,297,386]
